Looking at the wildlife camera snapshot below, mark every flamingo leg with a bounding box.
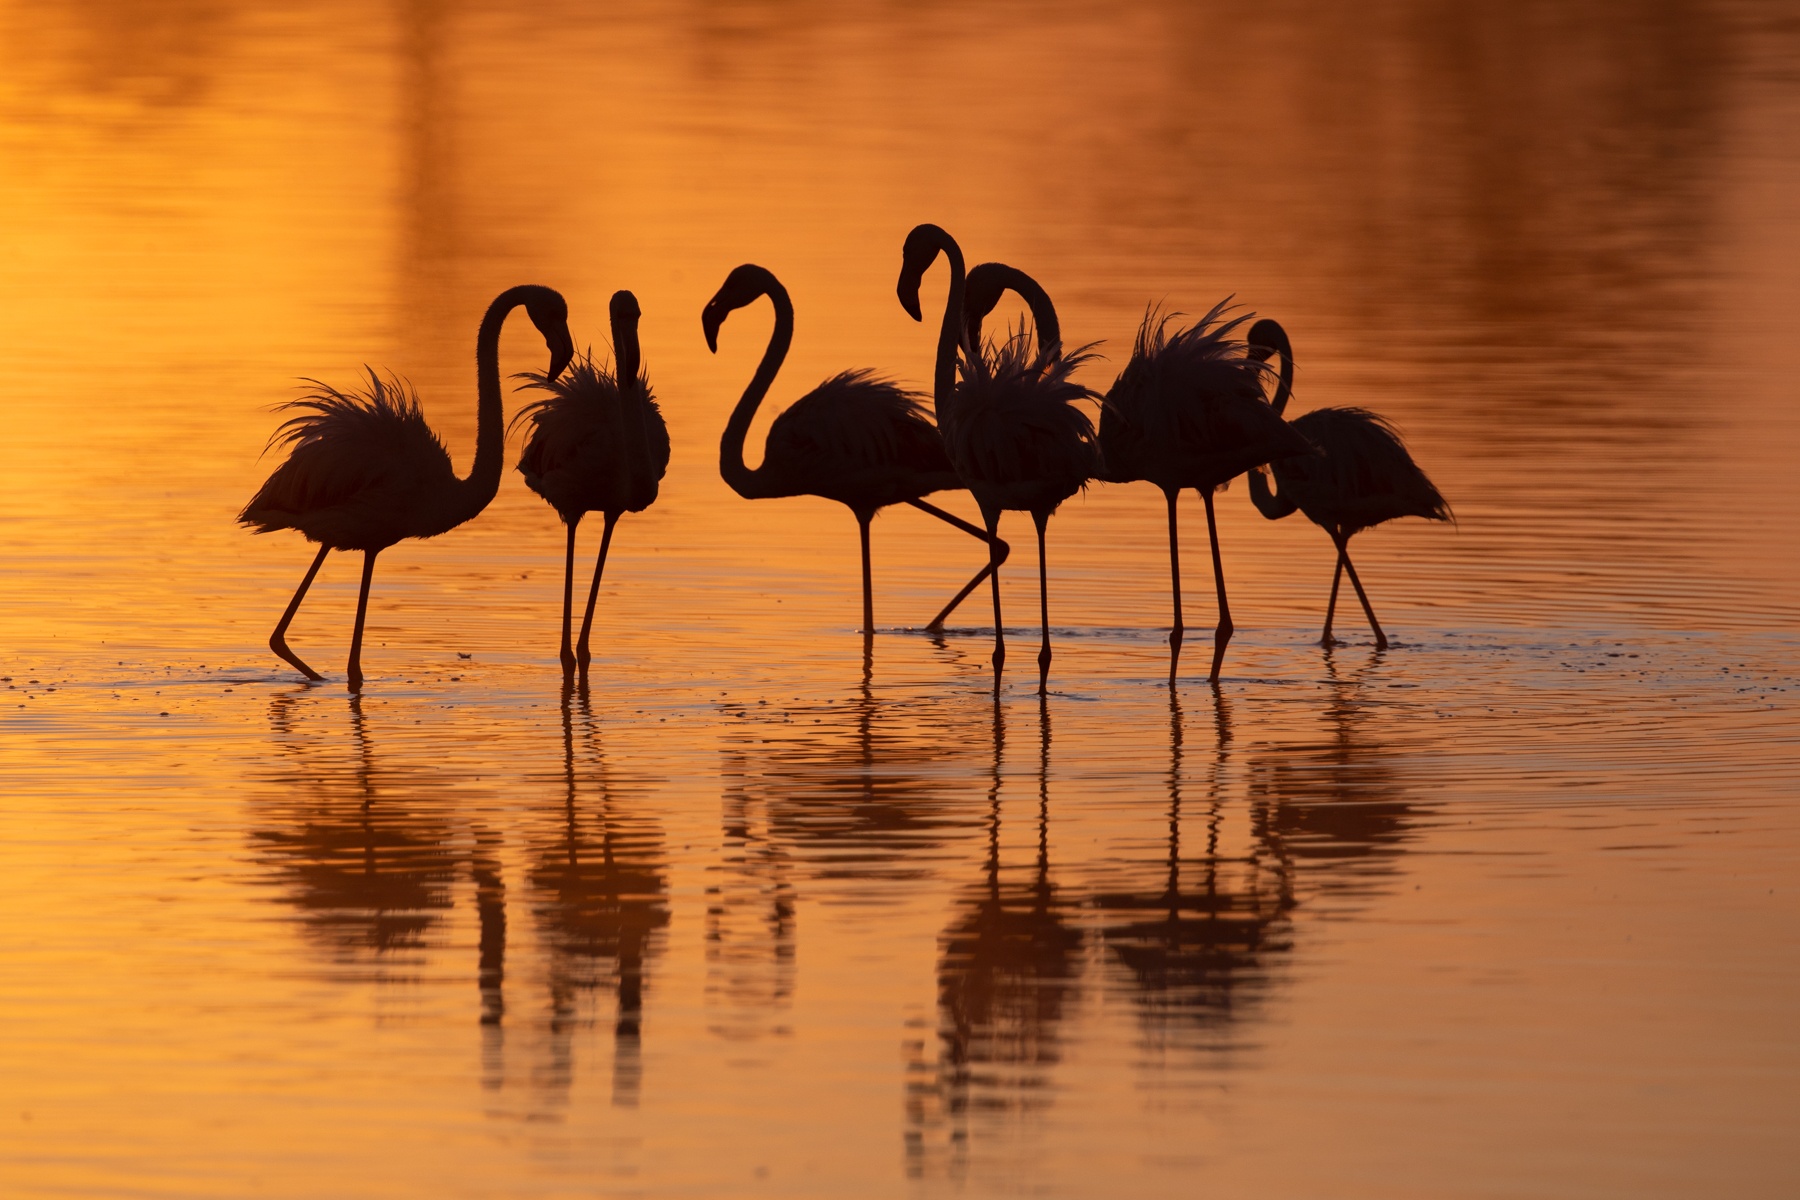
[1200,489,1233,685]
[906,499,1010,631]
[857,510,875,635]
[1322,534,1345,647]
[981,502,1006,676]
[1164,486,1184,683]
[346,548,380,693]
[270,543,329,681]
[1337,535,1389,650]
[560,518,581,677]
[576,512,619,678]
[1033,509,1053,695]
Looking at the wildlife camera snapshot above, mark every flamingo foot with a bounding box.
[1207,619,1233,685]
[271,635,323,682]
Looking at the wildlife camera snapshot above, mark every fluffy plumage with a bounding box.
[946,325,1102,513]
[514,349,670,525]
[239,370,465,552]
[1100,301,1312,491]
[1262,407,1452,535]
[763,369,951,508]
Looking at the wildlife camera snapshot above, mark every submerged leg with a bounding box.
[1164,486,1184,683]
[576,512,620,677]
[1337,536,1389,650]
[346,548,380,693]
[1200,489,1233,686]
[857,510,875,635]
[907,498,1010,631]
[270,543,330,681]
[1033,509,1053,695]
[982,503,1006,676]
[1322,536,1345,648]
[560,518,580,677]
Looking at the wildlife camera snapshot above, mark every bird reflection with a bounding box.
[525,687,670,1109]
[1090,690,1295,1047]
[909,695,1080,1177]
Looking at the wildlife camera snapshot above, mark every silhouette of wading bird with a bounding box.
[240,286,575,690]
[1244,319,1450,650]
[898,225,1102,694]
[514,291,670,680]
[1095,298,1314,685]
[702,263,1008,636]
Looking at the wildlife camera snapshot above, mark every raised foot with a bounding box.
[270,636,324,682]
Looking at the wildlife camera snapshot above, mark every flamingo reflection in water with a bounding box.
[1245,319,1452,649]
[703,264,1009,638]
[240,287,575,690]
[899,226,1102,694]
[514,291,669,681]
[527,688,671,1109]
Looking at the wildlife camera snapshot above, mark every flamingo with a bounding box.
[701,263,1007,637]
[240,285,574,690]
[1244,319,1451,649]
[897,224,1101,694]
[1093,297,1314,685]
[514,290,670,680]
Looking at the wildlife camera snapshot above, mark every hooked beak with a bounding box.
[701,303,724,353]
[896,276,923,322]
[546,328,575,381]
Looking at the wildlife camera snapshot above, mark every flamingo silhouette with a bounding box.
[514,290,670,680]
[240,285,574,690]
[898,225,1100,695]
[1245,319,1450,649]
[1093,298,1313,685]
[702,263,1007,636]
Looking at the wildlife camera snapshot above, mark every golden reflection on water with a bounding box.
[2,1,1800,1197]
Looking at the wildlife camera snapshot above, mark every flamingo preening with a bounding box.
[1245,319,1450,649]
[898,224,1101,694]
[240,285,575,690]
[514,290,670,680]
[702,263,1007,636]
[1094,298,1313,685]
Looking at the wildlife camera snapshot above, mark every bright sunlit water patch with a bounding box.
[2,1,1799,1197]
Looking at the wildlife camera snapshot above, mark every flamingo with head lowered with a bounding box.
[702,263,1007,639]
[240,285,574,691]
[514,290,670,681]
[1245,319,1450,650]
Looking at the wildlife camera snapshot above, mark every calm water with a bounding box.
[2,2,1798,1196]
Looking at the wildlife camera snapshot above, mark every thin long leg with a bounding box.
[981,503,1005,676]
[1200,489,1233,685]
[1033,509,1052,695]
[346,548,380,693]
[270,543,329,681]
[560,518,580,677]
[1322,535,1345,648]
[1164,486,1183,683]
[1337,536,1389,650]
[907,498,1010,631]
[576,512,620,677]
[857,510,875,635]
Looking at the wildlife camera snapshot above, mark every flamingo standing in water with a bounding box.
[1244,319,1450,649]
[897,224,1101,694]
[514,290,670,680]
[240,285,574,690]
[702,263,1007,636]
[1095,298,1313,685]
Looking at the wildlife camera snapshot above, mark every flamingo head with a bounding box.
[1246,318,1290,364]
[609,289,641,331]
[896,223,953,322]
[702,264,775,353]
[525,288,575,381]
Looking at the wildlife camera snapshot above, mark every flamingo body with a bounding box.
[515,355,669,526]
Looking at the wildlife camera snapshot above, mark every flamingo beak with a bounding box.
[546,329,575,381]
[896,276,923,322]
[701,303,724,353]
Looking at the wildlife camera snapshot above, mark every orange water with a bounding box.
[2,2,1798,1197]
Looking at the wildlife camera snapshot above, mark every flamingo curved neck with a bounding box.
[967,264,1060,357]
[719,279,794,500]
[922,230,967,416]
[457,286,537,523]
[612,305,647,505]
[1268,341,1294,417]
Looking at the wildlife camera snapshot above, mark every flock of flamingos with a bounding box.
[240,223,1450,694]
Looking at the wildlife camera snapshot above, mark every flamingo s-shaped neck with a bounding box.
[717,271,794,501]
[458,285,554,525]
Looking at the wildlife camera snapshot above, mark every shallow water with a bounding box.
[2,2,1799,1197]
